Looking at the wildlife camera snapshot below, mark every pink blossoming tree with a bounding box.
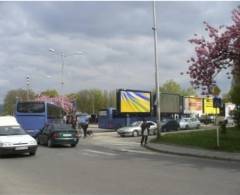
[187,6,240,95]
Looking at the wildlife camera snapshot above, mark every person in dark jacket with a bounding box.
[141,119,149,145]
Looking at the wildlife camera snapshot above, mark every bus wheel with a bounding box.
[47,139,53,147]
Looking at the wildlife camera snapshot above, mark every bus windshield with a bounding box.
[17,102,45,113]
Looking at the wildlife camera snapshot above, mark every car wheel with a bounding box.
[185,125,189,130]
[153,129,157,135]
[71,144,76,147]
[47,139,53,147]
[29,151,36,156]
[197,124,200,129]
[132,130,138,137]
[162,127,167,132]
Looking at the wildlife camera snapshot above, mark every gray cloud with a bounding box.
[0,1,238,103]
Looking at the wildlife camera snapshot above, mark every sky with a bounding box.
[0,1,239,103]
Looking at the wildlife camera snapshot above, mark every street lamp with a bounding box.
[49,48,83,107]
[152,1,161,138]
[26,75,30,101]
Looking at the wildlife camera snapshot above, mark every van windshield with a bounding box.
[0,126,26,136]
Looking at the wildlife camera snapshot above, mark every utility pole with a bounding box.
[152,1,161,138]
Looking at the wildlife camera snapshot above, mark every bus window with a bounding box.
[47,103,64,119]
[17,102,45,113]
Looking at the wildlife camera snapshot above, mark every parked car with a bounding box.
[225,116,235,126]
[0,116,38,156]
[36,123,80,147]
[117,121,157,137]
[161,119,180,132]
[179,118,201,130]
[199,115,215,124]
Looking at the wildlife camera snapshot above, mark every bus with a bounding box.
[98,107,155,129]
[15,101,65,137]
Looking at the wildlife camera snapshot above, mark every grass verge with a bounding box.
[151,127,240,152]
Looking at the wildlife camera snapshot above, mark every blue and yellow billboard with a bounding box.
[118,90,151,113]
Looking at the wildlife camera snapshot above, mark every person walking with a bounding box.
[78,115,89,138]
[141,118,149,146]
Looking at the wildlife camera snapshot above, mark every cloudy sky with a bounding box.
[0,1,238,103]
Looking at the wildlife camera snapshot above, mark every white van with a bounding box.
[0,116,38,156]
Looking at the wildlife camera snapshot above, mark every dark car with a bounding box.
[161,119,180,132]
[36,123,80,147]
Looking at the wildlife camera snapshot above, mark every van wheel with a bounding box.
[132,130,138,137]
[29,151,36,156]
[36,137,40,144]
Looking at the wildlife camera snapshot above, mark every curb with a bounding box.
[144,144,240,162]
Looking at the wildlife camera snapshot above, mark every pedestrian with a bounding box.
[78,115,89,138]
[71,115,77,129]
[141,118,149,146]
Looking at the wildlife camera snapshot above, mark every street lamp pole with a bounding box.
[26,75,30,101]
[49,49,83,108]
[60,52,65,101]
[152,1,161,138]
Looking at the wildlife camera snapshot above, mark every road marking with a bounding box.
[83,149,117,156]
[82,152,99,157]
[120,149,155,155]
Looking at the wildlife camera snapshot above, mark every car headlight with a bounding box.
[0,142,13,147]
[29,140,37,145]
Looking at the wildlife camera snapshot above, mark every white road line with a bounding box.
[120,149,155,154]
[83,149,117,156]
[82,152,99,157]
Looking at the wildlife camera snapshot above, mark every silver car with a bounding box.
[117,121,157,137]
[179,118,201,130]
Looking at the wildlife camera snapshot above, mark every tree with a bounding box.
[160,80,182,94]
[160,80,197,96]
[40,89,59,97]
[187,6,240,95]
[3,89,35,115]
[71,89,117,114]
[222,92,231,103]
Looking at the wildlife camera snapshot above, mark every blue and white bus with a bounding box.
[15,101,65,137]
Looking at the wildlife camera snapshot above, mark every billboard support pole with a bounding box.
[152,1,161,138]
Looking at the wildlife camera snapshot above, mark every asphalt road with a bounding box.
[0,131,240,195]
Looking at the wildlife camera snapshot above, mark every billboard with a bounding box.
[160,93,181,113]
[117,89,151,114]
[184,97,203,115]
[203,97,220,114]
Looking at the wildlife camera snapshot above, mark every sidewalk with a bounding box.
[145,142,240,162]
